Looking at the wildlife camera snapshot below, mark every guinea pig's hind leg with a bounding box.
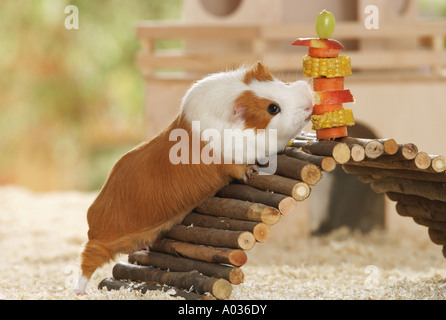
[74,275,89,295]
[243,164,259,182]
[74,239,114,295]
[141,242,152,253]
[225,164,259,183]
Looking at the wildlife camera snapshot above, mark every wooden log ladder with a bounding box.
[99,132,446,299]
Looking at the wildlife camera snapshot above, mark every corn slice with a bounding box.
[311,109,355,130]
[303,55,352,78]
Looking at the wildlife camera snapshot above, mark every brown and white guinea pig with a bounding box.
[74,62,313,294]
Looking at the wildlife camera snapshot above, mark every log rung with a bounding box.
[111,262,233,300]
[98,278,213,300]
[129,250,245,285]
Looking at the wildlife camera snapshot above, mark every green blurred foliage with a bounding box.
[419,0,446,17]
[0,0,181,191]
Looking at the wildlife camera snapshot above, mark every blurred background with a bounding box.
[0,0,181,191]
[0,0,445,192]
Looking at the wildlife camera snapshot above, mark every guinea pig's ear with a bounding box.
[232,103,246,123]
[243,62,273,84]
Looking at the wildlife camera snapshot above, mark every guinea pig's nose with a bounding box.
[302,84,315,109]
[295,81,314,104]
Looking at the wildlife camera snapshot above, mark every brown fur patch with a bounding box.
[243,62,274,85]
[80,114,249,279]
[235,90,277,130]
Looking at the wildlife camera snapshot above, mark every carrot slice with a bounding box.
[313,104,344,115]
[309,47,339,58]
[316,126,348,140]
[313,77,344,91]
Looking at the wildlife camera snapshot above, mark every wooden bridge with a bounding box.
[99,135,446,299]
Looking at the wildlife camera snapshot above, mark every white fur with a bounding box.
[74,275,89,295]
[181,68,248,134]
[250,79,314,152]
[180,66,314,164]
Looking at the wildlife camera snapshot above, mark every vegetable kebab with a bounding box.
[292,10,355,140]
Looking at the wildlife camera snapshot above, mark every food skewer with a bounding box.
[292,9,355,140]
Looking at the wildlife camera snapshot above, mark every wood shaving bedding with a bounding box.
[0,186,444,300]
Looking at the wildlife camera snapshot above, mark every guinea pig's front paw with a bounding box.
[243,164,259,183]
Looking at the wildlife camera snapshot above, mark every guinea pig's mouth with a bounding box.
[304,83,315,121]
[304,106,313,121]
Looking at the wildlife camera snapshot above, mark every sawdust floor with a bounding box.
[1,185,445,300]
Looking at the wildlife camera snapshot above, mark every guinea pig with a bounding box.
[74,62,313,294]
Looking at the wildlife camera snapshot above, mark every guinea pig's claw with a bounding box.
[74,289,86,296]
[140,242,153,253]
[243,165,259,182]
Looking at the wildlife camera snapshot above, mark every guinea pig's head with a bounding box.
[234,62,314,152]
[180,62,313,164]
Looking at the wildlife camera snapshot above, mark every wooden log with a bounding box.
[98,278,212,300]
[290,182,311,202]
[129,250,244,285]
[293,134,395,161]
[395,202,446,221]
[428,228,446,246]
[369,177,446,202]
[412,217,446,231]
[355,174,378,184]
[351,152,443,173]
[294,132,316,141]
[344,157,421,171]
[182,212,270,242]
[363,140,384,159]
[151,239,247,267]
[165,224,256,250]
[216,184,297,215]
[342,164,446,183]
[325,141,351,164]
[395,202,427,219]
[112,262,232,300]
[291,139,351,164]
[340,137,396,156]
[195,197,281,225]
[350,144,365,162]
[414,152,431,170]
[243,173,311,201]
[396,143,419,160]
[284,147,336,172]
[389,195,446,221]
[395,202,438,219]
[339,137,384,159]
[359,142,417,162]
[288,139,312,150]
[380,138,399,155]
[275,155,322,185]
[431,155,446,173]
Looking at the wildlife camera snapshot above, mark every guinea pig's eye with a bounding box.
[267,103,281,115]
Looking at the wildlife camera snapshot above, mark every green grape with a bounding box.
[315,9,335,39]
